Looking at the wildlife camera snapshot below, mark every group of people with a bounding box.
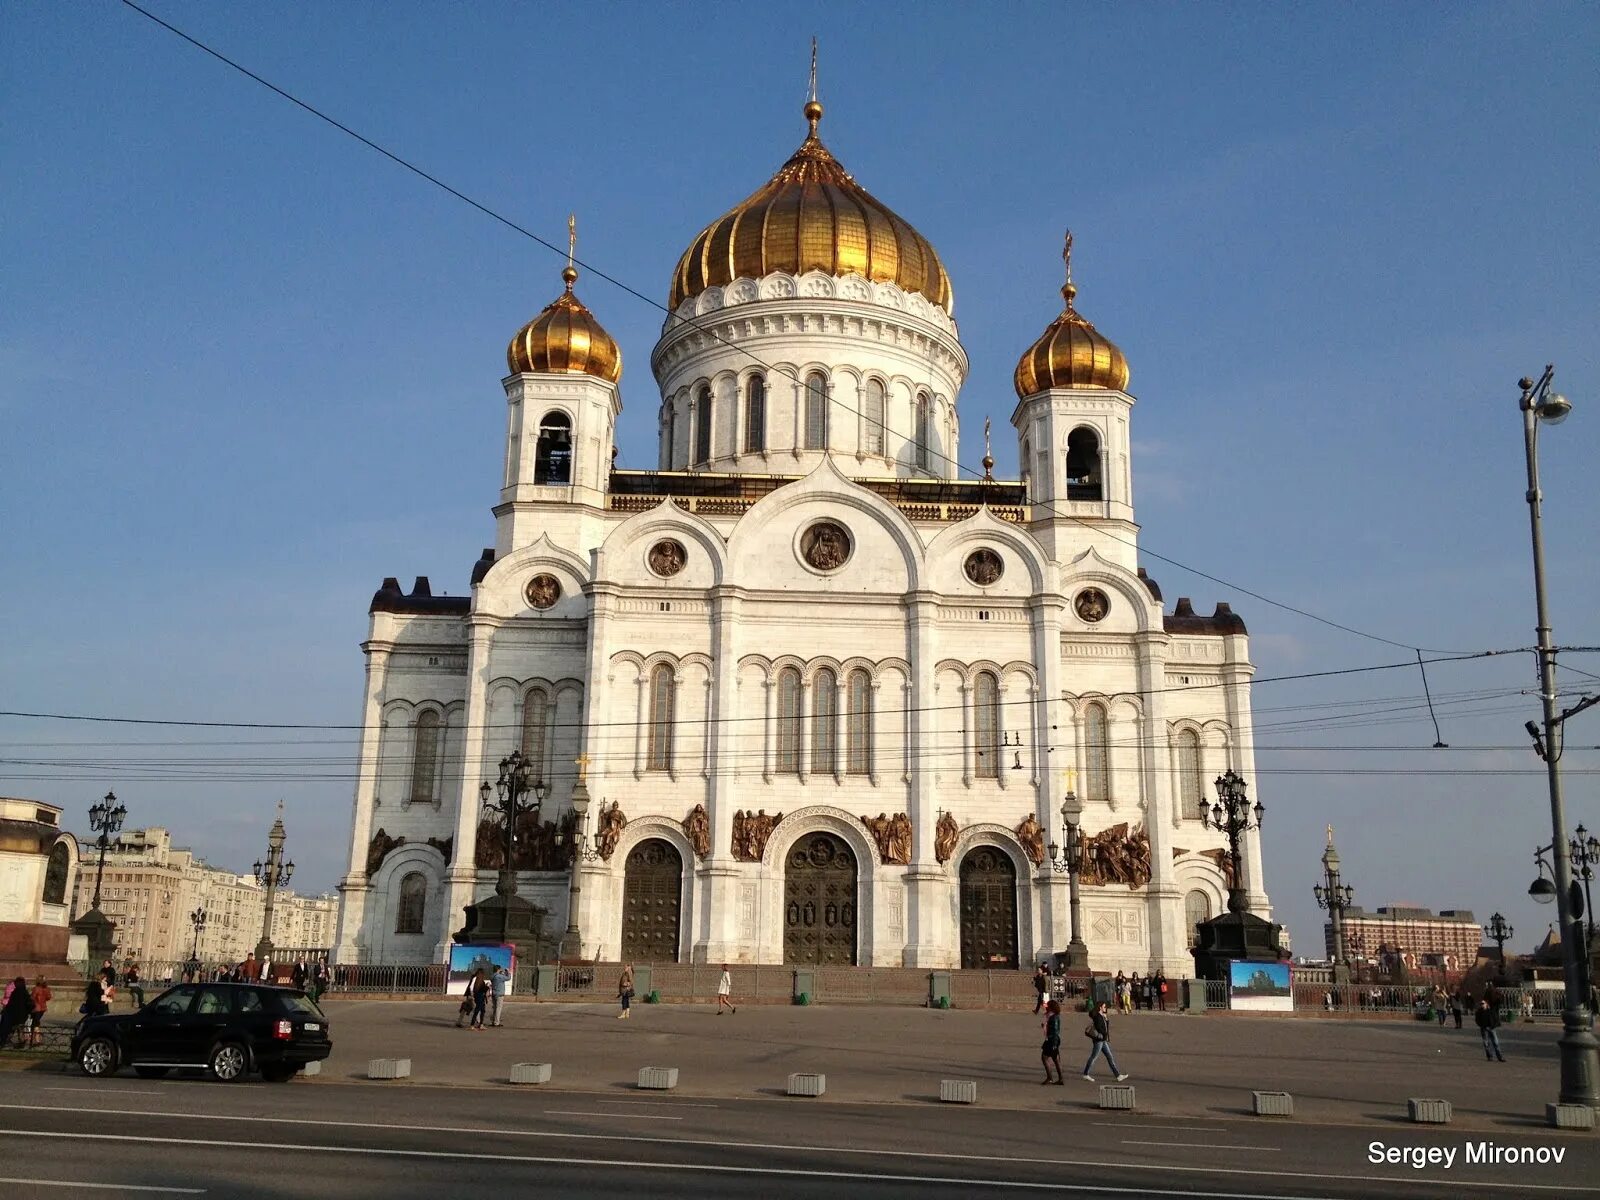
[1039,997,1130,1085]
[456,964,509,1029]
[0,976,52,1048]
[1112,969,1168,1012]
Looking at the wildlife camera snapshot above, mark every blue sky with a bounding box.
[3,2,1597,959]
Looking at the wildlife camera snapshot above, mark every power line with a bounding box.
[112,0,1463,657]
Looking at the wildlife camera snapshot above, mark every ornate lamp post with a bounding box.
[456,751,550,959]
[477,752,546,900]
[189,906,207,962]
[1313,824,1357,981]
[86,791,127,911]
[1571,825,1599,950]
[1046,791,1089,972]
[1485,912,1514,974]
[1513,364,1599,1111]
[1201,769,1262,915]
[252,803,294,963]
[559,764,600,962]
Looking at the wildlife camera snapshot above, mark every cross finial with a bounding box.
[575,752,591,784]
[1326,823,1334,846]
[983,417,992,459]
[1061,230,1077,309]
[561,214,579,291]
[276,799,284,819]
[803,39,823,136]
[809,37,818,104]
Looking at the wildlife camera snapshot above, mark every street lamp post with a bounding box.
[252,804,295,964]
[1046,791,1089,972]
[560,772,600,962]
[478,752,546,901]
[1515,364,1599,1111]
[1202,770,1263,916]
[86,791,127,911]
[1485,912,1514,974]
[1571,825,1599,951]
[1313,825,1357,981]
[189,906,207,963]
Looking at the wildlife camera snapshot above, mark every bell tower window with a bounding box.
[694,384,713,465]
[1066,427,1102,500]
[534,411,573,485]
[804,372,828,450]
[744,374,766,453]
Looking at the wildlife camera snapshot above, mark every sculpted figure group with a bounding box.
[859,812,912,865]
[1079,821,1153,888]
[732,809,784,861]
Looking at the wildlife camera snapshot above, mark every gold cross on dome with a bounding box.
[1062,229,1074,284]
[983,417,992,460]
[808,37,818,104]
[566,214,577,271]
[575,752,591,783]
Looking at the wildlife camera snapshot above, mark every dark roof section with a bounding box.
[1136,567,1163,603]
[370,575,471,617]
[470,548,496,586]
[1163,597,1247,636]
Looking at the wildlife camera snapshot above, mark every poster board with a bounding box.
[447,944,515,996]
[1228,960,1292,1011]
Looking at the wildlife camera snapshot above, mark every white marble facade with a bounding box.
[333,117,1272,975]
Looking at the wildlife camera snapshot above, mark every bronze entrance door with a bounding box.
[783,833,857,965]
[959,846,1018,969]
[619,839,682,962]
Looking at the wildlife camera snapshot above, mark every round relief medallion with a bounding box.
[647,539,687,577]
[524,573,562,610]
[963,548,1004,586]
[1074,588,1111,623]
[800,521,852,571]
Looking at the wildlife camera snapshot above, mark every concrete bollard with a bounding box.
[510,1062,553,1085]
[787,1072,826,1097]
[1546,1103,1596,1130]
[1407,1098,1452,1124]
[300,1060,322,1077]
[637,1066,678,1090]
[1252,1091,1294,1117]
[939,1079,978,1104]
[1098,1084,1135,1110]
[367,1058,411,1080]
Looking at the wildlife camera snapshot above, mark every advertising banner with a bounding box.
[447,944,515,996]
[1228,960,1292,1011]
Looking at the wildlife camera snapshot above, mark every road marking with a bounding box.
[1093,1124,1223,1132]
[0,1178,202,1194]
[41,1087,162,1097]
[1123,1142,1280,1152]
[545,1110,683,1121]
[1,1104,1591,1194]
[593,1099,720,1108]
[0,1131,1356,1198]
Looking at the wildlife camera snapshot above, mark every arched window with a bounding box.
[521,687,549,782]
[974,671,1001,779]
[396,871,427,935]
[1066,427,1102,500]
[409,710,440,803]
[1176,728,1203,820]
[647,665,675,772]
[846,669,873,775]
[914,393,931,470]
[1185,890,1211,947]
[43,842,69,905]
[812,669,838,775]
[694,384,713,465]
[776,667,802,774]
[662,402,674,467]
[862,379,886,455]
[534,411,573,485]
[744,374,766,452]
[804,372,828,450]
[1082,702,1109,800]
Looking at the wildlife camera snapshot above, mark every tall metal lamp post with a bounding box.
[1485,912,1514,974]
[478,752,546,901]
[1046,791,1089,971]
[86,791,127,911]
[252,804,294,963]
[1202,770,1262,915]
[1571,826,1599,951]
[189,906,207,962]
[560,766,599,962]
[455,750,551,961]
[1313,825,1356,981]
[1514,364,1599,1112]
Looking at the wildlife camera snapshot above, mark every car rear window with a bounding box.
[233,989,266,1014]
[276,992,324,1018]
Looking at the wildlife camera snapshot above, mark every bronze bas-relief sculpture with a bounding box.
[595,801,627,862]
[1015,813,1046,866]
[934,810,960,864]
[474,809,578,871]
[367,828,452,875]
[732,809,784,861]
[860,812,912,865]
[681,803,711,860]
[1078,821,1153,888]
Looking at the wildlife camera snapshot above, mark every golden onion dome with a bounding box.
[1013,232,1129,397]
[669,101,952,314]
[507,264,622,383]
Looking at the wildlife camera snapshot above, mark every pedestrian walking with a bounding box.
[1521,991,1535,1023]
[617,964,635,1019]
[1082,1000,1129,1082]
[314,960,330,1003]
[27,976,51,1048]
[716,965,736,1014]
[1475,998,1505,1062]
[124,962,145,1009]
[1450,991,1464,1029]
[81,972,109,1019]
[0,976,31,1048]
[1032,963,1050,1015]
[1154,970,1168,1012]
[490,964,508,1026]
[291,960,308,992]
[1039,998,1064,1084]
[468,968,490,1031]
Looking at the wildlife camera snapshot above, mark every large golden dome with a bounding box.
[669,101,953,314]
[1013,233,1129,396]
[507,265,622,382]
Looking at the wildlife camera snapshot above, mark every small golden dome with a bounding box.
[669,101,952,314]
[507,265,622,383]
[1013,232,1129,397]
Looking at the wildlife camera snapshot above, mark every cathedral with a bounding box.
[332,95,1271,974]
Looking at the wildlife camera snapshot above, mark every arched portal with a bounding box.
[619,839,683,962]
[783,832,857,965]
[959,846,1018,969]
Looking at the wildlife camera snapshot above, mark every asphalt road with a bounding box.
[0,1070,1593,1199]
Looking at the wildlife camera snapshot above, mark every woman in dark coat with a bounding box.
[0,976,32,1047]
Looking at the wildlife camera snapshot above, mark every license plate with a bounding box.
[302,1022,321,1032]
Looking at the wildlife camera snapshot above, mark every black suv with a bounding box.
[73,982,332,1083]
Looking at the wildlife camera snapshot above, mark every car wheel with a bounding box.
[259,1064,297,1083]
[206,1041,249,1083]
[134,1066,170,1079]
[79,1037,119,1078]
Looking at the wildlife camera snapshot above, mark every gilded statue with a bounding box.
[888,812,912,866]
[934,810,960,865]
[861,812,893,863]
[1015,813,1045,867]
[596,801,628,862]
[682,803,711,860]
